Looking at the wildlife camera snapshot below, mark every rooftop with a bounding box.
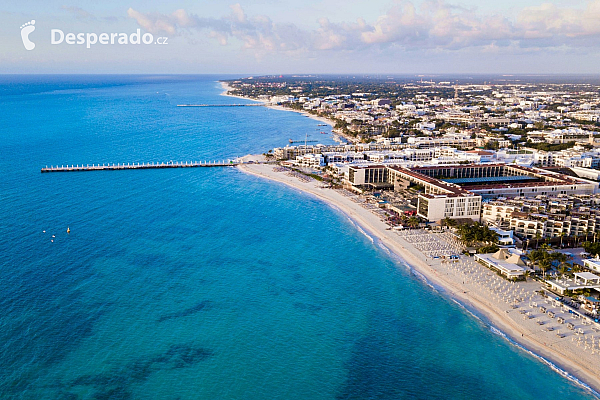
[575,272,600,281]
[444,176,537,185]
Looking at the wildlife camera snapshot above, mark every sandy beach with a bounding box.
[239,162,600,397]
[220,81,253,103]
[219,81,354,142]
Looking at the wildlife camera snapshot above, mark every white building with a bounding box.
[295,153,325,167]
[583,258,600,274]
[489,227,515,246]
[474,248,528,279]
[482,203,518,224]
[546,272,600,295]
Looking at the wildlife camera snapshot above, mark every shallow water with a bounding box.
[0,75,595,399]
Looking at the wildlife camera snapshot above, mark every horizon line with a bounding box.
[3,72,600,77]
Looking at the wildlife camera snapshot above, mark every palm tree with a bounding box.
[407,216,420,229]
[558,261,570,277]
[455,222,498,247]
[483,225,499,244]
[559,232,566,248]
[539,259,551,278]
[441,217,456,230]
[553,252,568,265]
[534,232,542,249]
[529,248,546,265]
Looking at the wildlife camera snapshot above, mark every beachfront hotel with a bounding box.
[483,194,600,240]
[346,164,481,221]
[346,164,598,222]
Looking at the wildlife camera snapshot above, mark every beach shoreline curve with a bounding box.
[238,162,600,398]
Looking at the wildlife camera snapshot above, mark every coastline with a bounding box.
[219,81,352,142]
[220,81,256,103]
[238,162,600,397]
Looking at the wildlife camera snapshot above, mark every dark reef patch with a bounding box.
[157,300,213,322]
[66,343,214,399]
[0,298,112,397]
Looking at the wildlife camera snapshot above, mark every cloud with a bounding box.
[127,4,307,52]
[62,5,120,23]
[516,1,600,46]
[127,8,186,35]
[61,5,94,19]
[126,1,600,54]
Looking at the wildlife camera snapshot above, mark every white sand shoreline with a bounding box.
[238,162,600,397]
[219,81,354,142]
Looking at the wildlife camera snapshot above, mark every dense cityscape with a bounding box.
[227,74,600,312]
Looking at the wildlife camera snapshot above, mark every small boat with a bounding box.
[52,235,55,238]
[43,230,46,233]
[67,227,70,234]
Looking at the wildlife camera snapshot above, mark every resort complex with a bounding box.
[342,163,597,221]
[224,75,600,393]
[10,0,600,396]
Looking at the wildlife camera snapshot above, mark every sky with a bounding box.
[1,0,599,74]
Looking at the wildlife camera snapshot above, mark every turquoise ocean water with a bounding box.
[0,75,596,399]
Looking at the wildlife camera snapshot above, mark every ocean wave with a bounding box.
[446,296,600,398]
[377,241,391,255]
[489,325,600,399]
[337,200,599,398]
[451,298,484,324]
[345,217,374,243]
[409,269,439,293]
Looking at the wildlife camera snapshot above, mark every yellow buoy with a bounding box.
[67,227,70,234]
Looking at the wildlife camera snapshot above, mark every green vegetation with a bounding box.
[583,241,600,257]
[406,216,420,228]
[306,173,324,181]
[223,76,600,148]
[484,141,499,150]
[524,141,576,152]
[456,222,498,247]
[410,183,425,192]
[478,244,500,254]
[441,217,457,229]
[528,247,569,277]
[383,127,402,138]
[223,76,455,100]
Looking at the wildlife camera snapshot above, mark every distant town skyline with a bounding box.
[2,0,600,74]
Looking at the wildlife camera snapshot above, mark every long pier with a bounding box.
[41,160,240,173]
[176,104,265,107]
[289,139,319,144]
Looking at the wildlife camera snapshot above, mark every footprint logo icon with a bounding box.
[20,20,36,50]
